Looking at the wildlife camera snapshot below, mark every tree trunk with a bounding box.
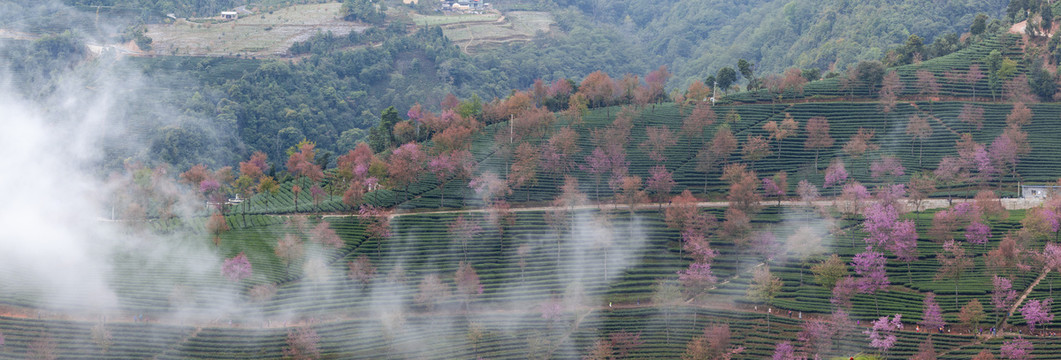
[439,181,446,208]
[595,177,600,202]
[919,140,924,167]
[665,310,670,344]
[908,262,913,284]
[604,248,608,282]
[557,235,561,268]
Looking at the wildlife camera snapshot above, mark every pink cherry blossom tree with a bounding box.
[824,158,848,191]
[870,155,906,182]
[762,171,788,206]
[830,276,859,309]
[1020,298,1054,334]
[966,221,992,250]
[683,231,719,263]
[388,142,426,202]
[854,247,890,314]
[309,221,344,249]
[582,146,626,200]
[840,182,871,217]
[429,150,474,207]
[646,165,676,202]
[640,126,678,162]
[993,275,1018,324]
[359,205,392,257]
[772,341,805,360]
[750,231,783,264]
[796,180,819,205]
[920,292,945,330]
[864,314,902,357]
[1001,336,1033,360]
[347,255,375,287]
[862,202,918,281]
[678,261,718,297]
[990,131,1021,185]
[540,297,564,322]
[469,171,510,206]
[937,240,974,308]
[455,261,484,308]
[283,326,320,360]
[798,317,836,357]
[1042,242,1061,296]
[222,252,252,282]
[934,156,965,204]
[449,215,482,261]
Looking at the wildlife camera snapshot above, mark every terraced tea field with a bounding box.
[1,198,1058,359]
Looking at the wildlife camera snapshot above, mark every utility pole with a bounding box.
[711,79,718,105]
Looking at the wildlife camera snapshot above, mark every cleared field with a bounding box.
[436,11,553,52]
[408,12,501,26]
[145,3,370,57]
[145,4,552,57]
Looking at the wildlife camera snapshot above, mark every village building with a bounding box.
[221,11,238,20]
[444,0,488,12]
[1020,184,1061,199]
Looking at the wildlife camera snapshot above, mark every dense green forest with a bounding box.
[551,0,1010,87]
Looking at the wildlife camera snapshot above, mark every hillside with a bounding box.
[3,0,1017,171]
[11,1,1061,359]
[215,33,1057,215]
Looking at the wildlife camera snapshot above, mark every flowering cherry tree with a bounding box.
[966,221,992,249]
[993,275,1018,322]
[937,240,973,308]
[455,261,484,307]
[823,159,848,190]
[864,314,902,356]
[1001,336,1033,360]
[853,247,889,313]
[798,317,836,357]
[830,276,859,309]
[346,255,375,287]
[678,262,718,297]
[870,155,906,181]
[1020,298,1054,334]
[862,203,918,281]
[222,252,252,282]
[309,221,343,249]
[920,292,945,330]
[283,326,321,360]
[772,341,805,360]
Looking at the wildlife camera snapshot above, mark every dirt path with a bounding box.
[319,197,1043,220]
[1011,20,1028,35]
[997,267,1051,330]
